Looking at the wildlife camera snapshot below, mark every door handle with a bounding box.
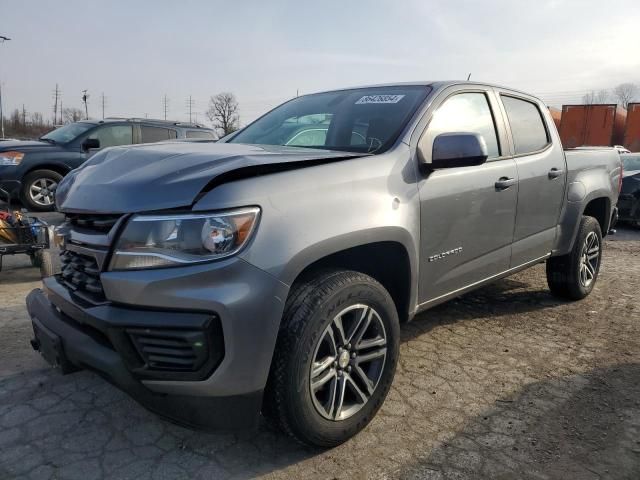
[495,177,517,190]
[548,168,564,179]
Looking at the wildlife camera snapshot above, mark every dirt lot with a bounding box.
[0,221,639,480]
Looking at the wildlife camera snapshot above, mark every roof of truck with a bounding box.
[309,81,541,102]
[75,118,212,130]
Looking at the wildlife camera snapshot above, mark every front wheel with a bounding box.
[21,169,63,212]
[264,270,400,447]
[546,215,603,300]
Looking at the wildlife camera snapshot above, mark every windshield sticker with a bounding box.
[355,94,405,105]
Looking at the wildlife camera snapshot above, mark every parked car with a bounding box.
[0,118,215,211]
[27,81,622,447]
[618,153,640,226]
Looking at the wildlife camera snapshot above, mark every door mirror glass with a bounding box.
[428,132,488,169]
[82,138,100,151]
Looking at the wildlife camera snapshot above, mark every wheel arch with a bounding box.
[285,238,415,323]
[22,163,72,179]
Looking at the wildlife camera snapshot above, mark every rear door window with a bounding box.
[141,126,178,143]
[186,130,216,139]
[501,96,550,154]
[87,125,133,148]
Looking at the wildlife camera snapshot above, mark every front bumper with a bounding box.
[26,257,289,430]
[0,177,21,198]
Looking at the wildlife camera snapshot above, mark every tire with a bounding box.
[546,215,602,300]
[29,251,42,268]
[264,270,400,447]
[38,248,61,278]
[20,169,63,212]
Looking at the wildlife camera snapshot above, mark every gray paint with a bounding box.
[29,81,622,408]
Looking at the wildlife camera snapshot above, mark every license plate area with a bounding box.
[31,317,77,374]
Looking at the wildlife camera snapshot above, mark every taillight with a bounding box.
[619,161,624,193]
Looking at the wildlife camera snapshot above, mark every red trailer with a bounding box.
[623,103,640,152]
[559,104,627,148]
[548,107,562,131]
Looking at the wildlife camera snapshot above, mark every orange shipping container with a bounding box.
[548,107,562,131]
[623,103,640,152]
[559,104,627,148]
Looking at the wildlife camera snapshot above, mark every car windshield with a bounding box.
[622,154,640,171]
[229,86,430,154]
[41,122,95,143]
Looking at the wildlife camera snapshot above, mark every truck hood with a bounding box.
[0,139,63,152]
[56,142,364,213]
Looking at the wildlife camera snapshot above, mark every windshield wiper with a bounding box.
[39,137,56,144]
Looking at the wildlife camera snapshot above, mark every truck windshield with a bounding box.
[40,122,95,144]
[229,86,430,154]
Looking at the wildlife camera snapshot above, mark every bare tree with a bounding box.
[613,83,639,109]
[206,92,239,138]
[596,89,610,103]
[30,112,44,128]
[63,107,84,123]
[582,89,610,105]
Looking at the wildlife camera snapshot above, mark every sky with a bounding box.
[1,0,639,126]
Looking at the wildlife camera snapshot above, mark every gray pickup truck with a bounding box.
[26,81,622,447]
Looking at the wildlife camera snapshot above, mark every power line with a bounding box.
[162,94,169,120]
[101,92,107,119]
[82,89,89,120]
[185,95,195,123]
[0,35,11,138]
[52,83,61,125]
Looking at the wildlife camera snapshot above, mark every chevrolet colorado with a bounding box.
[26,82,622,447]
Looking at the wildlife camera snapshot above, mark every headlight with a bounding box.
[109,207,260,271]
[0,151,25,166]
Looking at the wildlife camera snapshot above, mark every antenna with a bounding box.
[467,73,472,81]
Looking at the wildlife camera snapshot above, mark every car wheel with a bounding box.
[546,215,602,300]
[21,169,63,211]
[264,270,400,447]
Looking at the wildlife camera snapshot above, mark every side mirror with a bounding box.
[82,138,100,151]
[420,132,488,169]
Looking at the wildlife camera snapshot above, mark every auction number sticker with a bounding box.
[355,94,405,104]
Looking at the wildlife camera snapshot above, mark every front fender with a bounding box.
[193,148,421,310]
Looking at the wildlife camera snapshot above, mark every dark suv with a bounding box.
[0,118,215,211]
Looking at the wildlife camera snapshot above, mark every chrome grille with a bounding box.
[66,213,121,232]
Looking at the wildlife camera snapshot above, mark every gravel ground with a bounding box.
[0,219,638,480]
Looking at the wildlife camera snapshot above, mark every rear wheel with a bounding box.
[264,270,400,447]
[546,215,602,300]
[21,169,63,212]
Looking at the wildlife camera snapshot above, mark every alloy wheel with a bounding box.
[579,231,600,287]
[309,304,387,421]
[29,178,58,207]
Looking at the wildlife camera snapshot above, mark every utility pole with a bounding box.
[21,104,27,127]
[100,92,106,119]
[0,35,11,138]
[162,94,169,120]
[186,95,195,123]
[59,96,63,124]
[82,89,89,120]
[52,83,61,125]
